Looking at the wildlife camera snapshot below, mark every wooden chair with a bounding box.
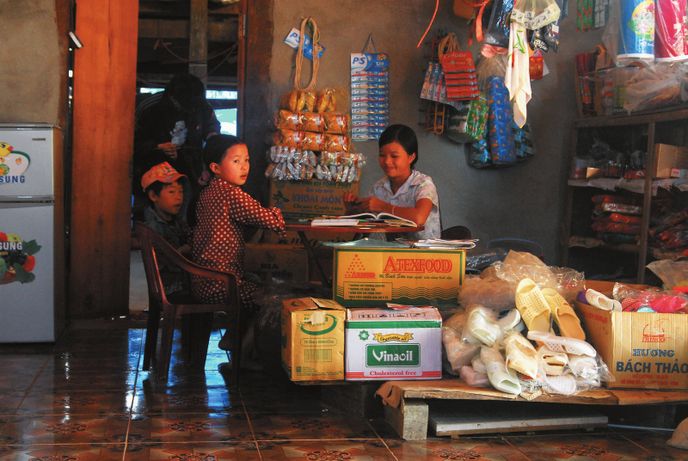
[135,222,242,384]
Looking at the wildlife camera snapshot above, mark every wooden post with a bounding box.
[189,0,208,83]
[70,0,139,317]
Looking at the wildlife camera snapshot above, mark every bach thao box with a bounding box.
[345,306,442,381]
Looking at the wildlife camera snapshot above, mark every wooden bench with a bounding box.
[382,379,688,440]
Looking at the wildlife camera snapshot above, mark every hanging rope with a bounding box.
[293,17,320,91]
[416,0,440,48]
[438,33,460,61]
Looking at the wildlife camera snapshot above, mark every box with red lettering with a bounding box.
[575,282,688,389]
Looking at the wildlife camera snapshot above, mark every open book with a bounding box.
[311,212,417,228]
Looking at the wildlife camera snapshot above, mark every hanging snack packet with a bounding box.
[323,113,348,134]
[324,134,349,152]
[277,110,302,131]
[301,112,325,132]
[301,131,326,151]
[275,129,303,149]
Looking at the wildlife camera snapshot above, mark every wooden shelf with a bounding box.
[575,105,688,128]
[568,236,639,254]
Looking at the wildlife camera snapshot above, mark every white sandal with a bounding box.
[527,330,597,357]
[480,346,522,395]
[537,345,568,376]
[585,289,622,312]
[467,306,502,347]
[504,332,538,379]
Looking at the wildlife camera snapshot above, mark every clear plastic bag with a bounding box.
[646,259,688,289]
[441,310,481,374]
[623,63,684,113]
[458,274,515,311]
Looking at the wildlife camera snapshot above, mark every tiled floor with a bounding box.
[0,320,685,461]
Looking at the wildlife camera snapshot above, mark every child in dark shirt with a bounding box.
[141,162,192,295]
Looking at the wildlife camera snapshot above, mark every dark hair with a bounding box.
[144,179,184,200]
[378,124,419,168]
[203,134,246,170]
[164,73,206,111]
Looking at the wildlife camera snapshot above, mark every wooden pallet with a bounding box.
[382,379,688,440]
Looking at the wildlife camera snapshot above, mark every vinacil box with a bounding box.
[282,297,346,382]
[576,301,688,389]
[345,307,442,381]
[333,248,465,307]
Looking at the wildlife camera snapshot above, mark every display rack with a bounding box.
[561,106,688,283]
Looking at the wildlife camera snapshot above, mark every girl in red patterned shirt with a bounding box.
[192,135,285,357]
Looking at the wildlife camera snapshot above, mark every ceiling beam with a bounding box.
[139,18,235,42]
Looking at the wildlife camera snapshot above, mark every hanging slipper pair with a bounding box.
[515,278,586,340]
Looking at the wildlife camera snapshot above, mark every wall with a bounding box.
[0,0,68,125]
[260,0,602,262]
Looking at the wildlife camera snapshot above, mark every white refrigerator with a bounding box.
[0,124,66,342]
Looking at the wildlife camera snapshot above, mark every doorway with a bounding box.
[130,0,244,315]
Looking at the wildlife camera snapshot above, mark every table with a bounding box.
[379,379,688,440]
[285,222,424,288]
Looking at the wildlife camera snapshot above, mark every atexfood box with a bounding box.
[345,307,442,381]
[333,248,465,307]
[282,297,346,382]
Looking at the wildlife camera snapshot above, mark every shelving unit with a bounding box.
[561,106,688,283]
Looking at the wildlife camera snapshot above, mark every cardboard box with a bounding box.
[333,247,465,307]
[281,297,346,382]
[244,243,308,283]
[269,179,359,217]
[345,307,442,381]
[654,144,688,179]
[575,293,688,390]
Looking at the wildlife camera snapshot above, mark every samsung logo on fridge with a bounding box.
[0,175,26,184]
[0,141,31,184]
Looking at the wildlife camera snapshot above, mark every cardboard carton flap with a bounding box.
[347,306,442,321]
[283,297,346,313]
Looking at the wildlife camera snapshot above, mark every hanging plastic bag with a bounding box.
[486,76,516,165]
[484,0,514,48]
[511,0,561,30]
[444,95,488,143]
[513,122,535,160]
[439,33,480,101]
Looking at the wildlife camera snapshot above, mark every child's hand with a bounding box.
[157,142,178,160]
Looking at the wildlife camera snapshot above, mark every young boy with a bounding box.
[141,161,192,295]
[192,135,285,361]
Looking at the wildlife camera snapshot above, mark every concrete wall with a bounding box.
[266,0,602,262]
[0,0,68,126]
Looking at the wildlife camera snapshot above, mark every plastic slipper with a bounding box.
[503,332,538,379]
[467,306,502,347]
[537,345,568,376]
[480,346,522,395]
[514,278,551,333]
[542,373,577,396]
[459,365,490,387]
[497,309,523,332]
[568,355,599,381]
[527,330,597,358]
[471,356,487,374]
[585,289,622,312]
[541,288,586,340]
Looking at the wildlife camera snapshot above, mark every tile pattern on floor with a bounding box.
[0,319,685,460]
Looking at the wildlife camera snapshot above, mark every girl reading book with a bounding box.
[343,124,441,239]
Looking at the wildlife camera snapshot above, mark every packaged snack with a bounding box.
[301,112,325,132]
[301,131,325,151]
[274,129,303,149]
[323,113,348,134]
[303,91,317,112]
[277,110,302,131]
[324,134,349,152]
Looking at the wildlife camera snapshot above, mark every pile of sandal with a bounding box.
[443,273,611,397]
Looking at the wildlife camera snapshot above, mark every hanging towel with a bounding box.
[505,21,531,128]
